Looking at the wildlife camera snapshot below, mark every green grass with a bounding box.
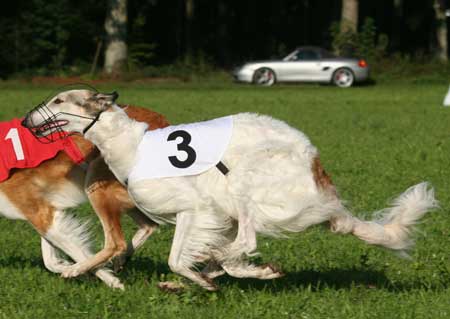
[0,80,449,318]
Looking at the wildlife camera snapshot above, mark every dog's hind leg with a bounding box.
[209,234,284,281]
[221,261,284,280]
[201,260,226,279]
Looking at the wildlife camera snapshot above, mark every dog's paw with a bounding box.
[200,274,220,291]
[260,263,285,279]
[61,265,84,278]
[158,281,185,293]
[109,278,125,291]
[95,268,125,290]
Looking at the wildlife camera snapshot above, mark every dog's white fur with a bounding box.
[35,91,438,290]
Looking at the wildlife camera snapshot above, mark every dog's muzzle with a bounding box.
[22,102,69,144]
[23,102,103,143]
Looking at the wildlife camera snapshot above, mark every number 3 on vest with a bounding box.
[5,128,25,160]
[167,130,197,168]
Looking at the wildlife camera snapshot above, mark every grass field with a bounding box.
[0,79,449,318]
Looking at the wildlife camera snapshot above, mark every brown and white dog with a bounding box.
[0,103,169,289]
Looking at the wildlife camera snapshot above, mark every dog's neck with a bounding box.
[84,106,148,184]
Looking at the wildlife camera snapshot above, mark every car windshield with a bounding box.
[296,50,320,60]
[283,48,335,61]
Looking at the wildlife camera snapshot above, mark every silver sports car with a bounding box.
[233,46,370,87]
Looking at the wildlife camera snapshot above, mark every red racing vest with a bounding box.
[0,118,85,182]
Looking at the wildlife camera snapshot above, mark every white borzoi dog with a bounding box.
[23,90,438,291]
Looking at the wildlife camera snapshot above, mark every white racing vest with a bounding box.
[128,116,233,183]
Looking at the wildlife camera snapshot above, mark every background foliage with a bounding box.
[0,0,447,78]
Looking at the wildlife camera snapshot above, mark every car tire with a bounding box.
[252,68,276,86]
[332,68,355,88]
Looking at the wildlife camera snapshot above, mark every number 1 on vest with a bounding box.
[5,128,25,160]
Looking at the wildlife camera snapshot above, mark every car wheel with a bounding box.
[252,68,276,86]
[332,68,354,88]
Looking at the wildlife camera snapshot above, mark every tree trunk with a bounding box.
[216,1,228,65]
[434,0,448,62]
[104,0,128,75]
[391,0,403,51]
[185,0,194,59]
[341,0,358,33]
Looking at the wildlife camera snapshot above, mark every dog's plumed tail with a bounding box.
[331,182,438,252]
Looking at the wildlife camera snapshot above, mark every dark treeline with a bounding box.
[0,0,446,78]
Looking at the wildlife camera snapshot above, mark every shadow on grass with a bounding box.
[217,268,389,292]
[122,257,448,292]
[0,255,44,269]
[1,256,446,292]
[118,256,171,278]
[215,268,448,292]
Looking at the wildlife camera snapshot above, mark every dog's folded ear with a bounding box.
[95,91,119,102]
[84,91,119,114]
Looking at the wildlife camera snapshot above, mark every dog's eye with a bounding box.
[54,98,64,104]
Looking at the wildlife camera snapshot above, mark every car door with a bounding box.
[283,49,323,82]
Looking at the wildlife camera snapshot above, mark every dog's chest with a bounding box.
[128,116,233,183]
[0,119,84,182]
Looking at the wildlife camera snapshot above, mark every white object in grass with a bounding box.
[443,85,450,106]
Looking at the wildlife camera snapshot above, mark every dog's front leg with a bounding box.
[43,235,124,289]
[159,212,219,292]
[37,210,124,290]
[59,181,130,279]
[41,237,73,273]
[112,209,158,272]
[62,157,140,278]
